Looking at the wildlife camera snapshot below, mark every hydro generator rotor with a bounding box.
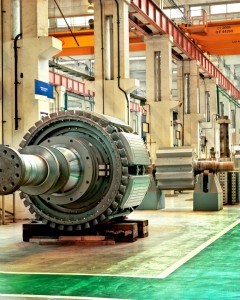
[0,110,151,231]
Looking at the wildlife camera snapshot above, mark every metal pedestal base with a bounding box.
[137,179,165,210]
[194,173,223,211]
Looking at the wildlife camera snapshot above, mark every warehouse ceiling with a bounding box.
[48,0,240,92]
[48,0,239,18]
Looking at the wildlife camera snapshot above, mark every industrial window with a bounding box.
[172,65,178,101]
[184,73,190,114]
[210,3,240,14]
[164,7,184,20]
[227,3,240,13]
[154,51,161,101]
[55,16,94,29]
[132,118,138,133]
[220,102,224,116]
[197,87,200,114]
[211,4,226,14]
[56,17,71,27]
[189,2,240,19]
[231,109,236,128]
[190,6,202,17]
[205,91,210,122]
[105,16,114,80]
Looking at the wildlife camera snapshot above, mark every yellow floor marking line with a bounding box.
[157,219,240,279]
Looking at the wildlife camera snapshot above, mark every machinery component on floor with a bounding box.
[194,173,223,211]
[155,147,195,190]
[218,171,240,205]
[0,110,150,231]
[218,171,228,204]
[155,147,234,211]
[155,147,234,190]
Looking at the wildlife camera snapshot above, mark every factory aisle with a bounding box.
[0,192,240,299]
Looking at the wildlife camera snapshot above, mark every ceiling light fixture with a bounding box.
[87,0,94,13]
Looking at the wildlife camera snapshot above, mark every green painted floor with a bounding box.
[1,223,240,299]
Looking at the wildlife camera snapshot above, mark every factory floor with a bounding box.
[1,191,240,299]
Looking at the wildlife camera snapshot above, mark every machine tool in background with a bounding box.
[155,147,234,211]
[0,110,150,231]
[155,114,239,210]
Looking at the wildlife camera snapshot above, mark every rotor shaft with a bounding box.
[0,142,82,197]
[194,160,234,173]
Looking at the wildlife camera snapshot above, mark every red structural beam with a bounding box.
[130,0,240,100]
[49,71,95,97]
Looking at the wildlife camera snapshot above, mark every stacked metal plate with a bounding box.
[227,171,240,204]
[217,172,228,204]
[155,147,195,190]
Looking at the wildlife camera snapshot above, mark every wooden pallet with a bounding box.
[23,219,148,245]
[29,236,116,246]
[123,219,149,238]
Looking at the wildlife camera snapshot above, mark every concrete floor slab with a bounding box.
[0,191,239,278]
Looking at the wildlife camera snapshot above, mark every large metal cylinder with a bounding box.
[0,110,151,231]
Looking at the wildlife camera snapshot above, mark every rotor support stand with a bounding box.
[193,172,223,211]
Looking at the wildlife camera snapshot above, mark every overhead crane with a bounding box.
[48,28,145,56]
[179,10,240,56]
[129,0,240,100]
[49,29,94,56]
[48,0,240,100]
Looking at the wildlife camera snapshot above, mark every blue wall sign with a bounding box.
[35,79,54,99]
